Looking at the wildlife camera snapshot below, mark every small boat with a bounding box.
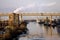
[44,22,51,26]
[38,20,44,24]
[56,19,60,26]
[51,19,57,28]
[44,17,51,26]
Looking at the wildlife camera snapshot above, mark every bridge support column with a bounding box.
[20,14,23,22]
[50,15,52,36]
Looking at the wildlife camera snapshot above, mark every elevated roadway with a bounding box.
[0,13,60,16]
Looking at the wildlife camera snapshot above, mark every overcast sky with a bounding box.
[0,0,60,13]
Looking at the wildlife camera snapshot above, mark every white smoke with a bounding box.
[13,3,35,13]
[13,7,24,13]
[13,2,56,13]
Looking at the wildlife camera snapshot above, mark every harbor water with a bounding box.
[18,22,60,40]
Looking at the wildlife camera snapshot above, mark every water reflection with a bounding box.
[56,26,60,36]
[44,26,49,34]
[18,22,60,40]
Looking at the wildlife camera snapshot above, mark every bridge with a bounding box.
[0,13,60,20]
[0,12,60,18]
[0,13,60,22]
[0,12,60,16]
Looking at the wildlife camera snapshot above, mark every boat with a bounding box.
[44,18,50,26]
[38,20,45,24]
[0,13,28,40]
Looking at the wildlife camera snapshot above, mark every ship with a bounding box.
[0,13,28,40]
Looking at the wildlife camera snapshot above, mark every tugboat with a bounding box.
[0,13,28,40]
[38,20,45,24]
[51,19,57,28]
[44,17,50,26]
[56,19,60,25]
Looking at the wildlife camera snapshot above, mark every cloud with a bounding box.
[13,3,35,13]
[26,3,35,8]
[40,2,56,7]
[13,2,56,13]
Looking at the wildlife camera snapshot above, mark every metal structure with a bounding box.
[0,13,60,16]
[9,13,19,27]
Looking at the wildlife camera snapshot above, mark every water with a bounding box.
[18,22,60,40]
